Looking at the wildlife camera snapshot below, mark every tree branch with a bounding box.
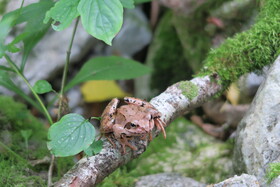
[55,75,222,187]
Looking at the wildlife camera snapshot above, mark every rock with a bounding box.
[134,173,206,187]
[210,174,260,187]
[233,56,280,185]
[105,7,152,57]
[23,22,96,87]
[238,72,266,99]
[271,176,280,187]
[134,117,233,184]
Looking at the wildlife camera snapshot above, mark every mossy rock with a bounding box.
[147,11,194,93]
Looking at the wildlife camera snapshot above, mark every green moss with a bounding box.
[0,95,48,158]
[178,81,199,100]
[200,0,280,88]
[148,11,194,93]
[0,155,46,186]
[0,96,50,186]
[266,162,280,183]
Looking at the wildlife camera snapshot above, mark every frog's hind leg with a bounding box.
[100,98,119,133]
[155,118,166,139]
[103,98,119,116]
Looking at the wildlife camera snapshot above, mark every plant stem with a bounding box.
[57,17,80,120]
[0,141,29,165]
[20,0,25,8]
[90,117,101,120]
[4,54,53,125]
[48,17,80,187]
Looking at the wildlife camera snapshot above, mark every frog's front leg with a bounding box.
[100,98,119,134]
[112,124,137,154]
[119,135,137,154]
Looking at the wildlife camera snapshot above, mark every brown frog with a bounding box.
[100,97,166,154]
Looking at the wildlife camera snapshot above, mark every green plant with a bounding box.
[0,0,151,159]
[266,162,280,183]
[0,0,151,185]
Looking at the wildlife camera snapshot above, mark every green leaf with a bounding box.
[0,16,16,58]
[0,71,42,112]
[47,113,95,157]
[20,0,54,71]
[65,56,151,91]
[6,44,20,53]
[1,0,54,32]
[33,80,53,94]
[21,25,50,71]
[44,0,80,31]
[78,0,123,45]
[20,130,33,141]
[0,65,15,72]
[1,0,54,69]
[84,140,103,156]
[120,0,135,9]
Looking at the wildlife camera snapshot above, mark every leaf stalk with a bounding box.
[4,54,53,125]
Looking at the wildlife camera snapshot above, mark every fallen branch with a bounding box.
[55,75,222,187]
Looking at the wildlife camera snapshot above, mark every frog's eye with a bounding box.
[130,123,136,127]
[125,122,138,129]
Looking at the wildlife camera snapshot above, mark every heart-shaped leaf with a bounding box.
[33,80,53,94]
[78,0,123,45]
[47,113,95,157]
[120,0,135,9]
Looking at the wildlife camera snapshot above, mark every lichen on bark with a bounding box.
[178,81,199,100]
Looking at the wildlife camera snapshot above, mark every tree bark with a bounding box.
[55,75,222,187]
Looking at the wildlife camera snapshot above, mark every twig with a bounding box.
[55,75,222,186]
[48,155,55,187]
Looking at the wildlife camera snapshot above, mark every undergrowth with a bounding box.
[0,96,74,186]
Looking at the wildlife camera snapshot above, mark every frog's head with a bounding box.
[124,120,148,134]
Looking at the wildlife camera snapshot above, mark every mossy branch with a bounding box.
[200,0,280,87]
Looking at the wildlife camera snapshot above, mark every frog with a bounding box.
[100,97,166,154]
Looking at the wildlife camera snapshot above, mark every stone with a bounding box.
[134,173,206,187]
[271,176,280,187]
[233,55,280,185]
[210,174,260,187]
[134,118,233,184]
[105,7,152,57]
